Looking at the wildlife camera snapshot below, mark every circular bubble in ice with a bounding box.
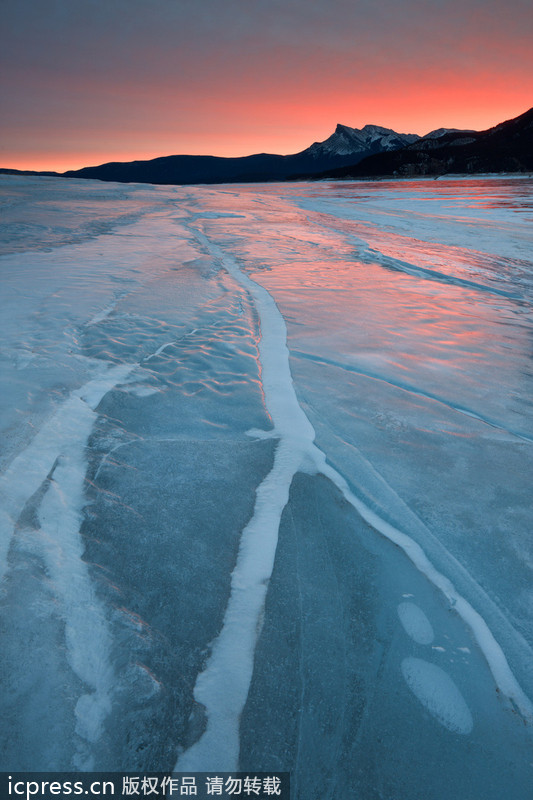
[397,601,435,645]
[401,656,474,734]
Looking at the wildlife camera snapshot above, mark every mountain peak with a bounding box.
[423,127,473,140]
[306,123,419,159]
[361,123,396,135]
[335,123,399,136]
[334,123,355,134]
[314,106,533,179]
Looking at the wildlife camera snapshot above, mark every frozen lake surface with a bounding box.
[1,174,532,798]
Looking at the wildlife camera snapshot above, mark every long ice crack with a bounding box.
[175,223,533,773]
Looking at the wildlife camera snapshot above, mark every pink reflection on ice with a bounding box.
[189,180,532,437]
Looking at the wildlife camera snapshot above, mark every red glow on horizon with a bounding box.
[2,0,532,174]
[1,87,531,173]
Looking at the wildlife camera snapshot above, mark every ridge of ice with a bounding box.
[0,362,134,586]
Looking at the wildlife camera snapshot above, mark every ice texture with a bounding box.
[1,174,533,798]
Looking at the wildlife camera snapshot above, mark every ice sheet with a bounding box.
[1,175,532,798]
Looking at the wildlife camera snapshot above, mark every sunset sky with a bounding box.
[1,0,532,172]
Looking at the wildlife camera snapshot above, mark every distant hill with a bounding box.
[4,110,531,184]
[0,124,418,185]
[0,168,62,177]
[310,107,533,180]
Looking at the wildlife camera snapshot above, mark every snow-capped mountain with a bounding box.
[0,123,442,185]
[4,111,532,185]
[316,107,533,179]
[422,127,472,140]
[306,123,419,158]
[44,124,423,185]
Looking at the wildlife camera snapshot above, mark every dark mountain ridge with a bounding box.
[312,107,533,180]
[0,124,418,185]
[2,109,531,184]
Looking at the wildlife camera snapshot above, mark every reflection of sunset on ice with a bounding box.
[0,175,532,799]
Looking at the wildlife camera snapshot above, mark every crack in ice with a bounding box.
[176,224,533,772]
